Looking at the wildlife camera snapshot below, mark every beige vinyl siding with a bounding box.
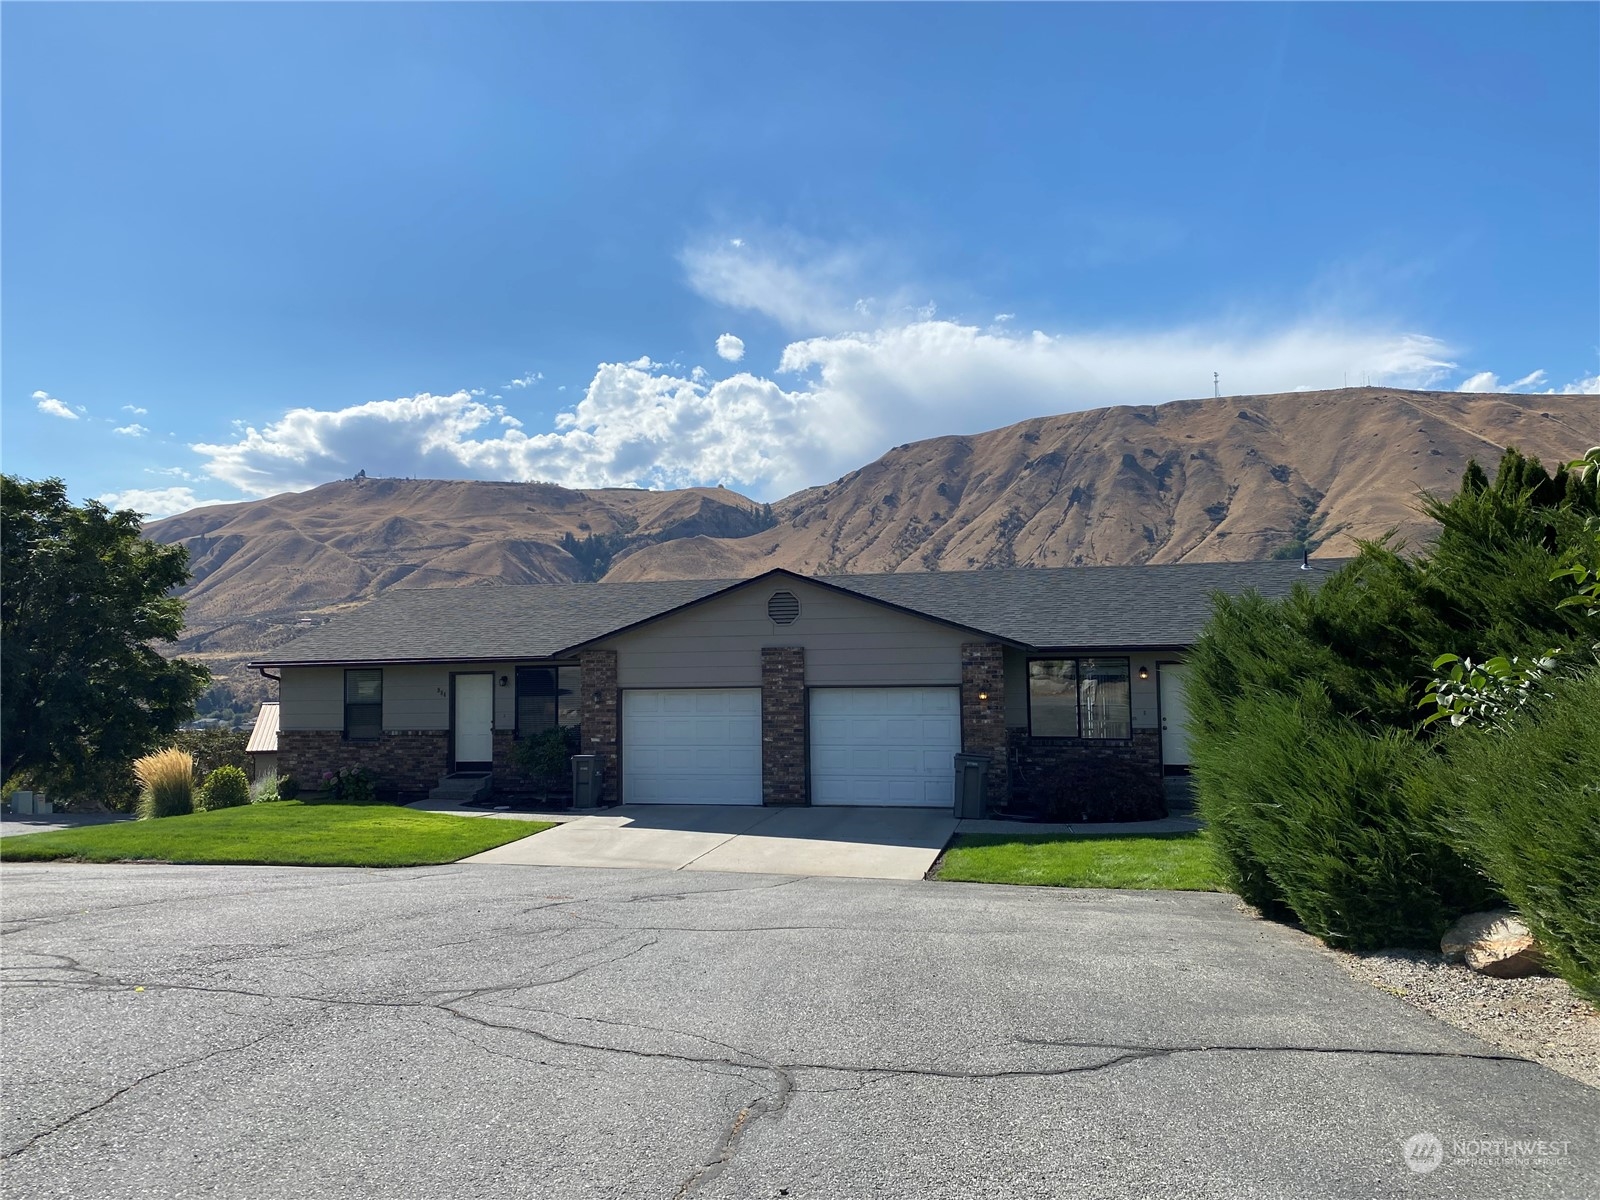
[281,661,526,733]
[1003,648,1169,731]
[279,667,345,732]
[601,577,968,689]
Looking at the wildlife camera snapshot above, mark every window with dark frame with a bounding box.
[1026,657,1132,739]
[344,668,382,741]
[515,665,582,737]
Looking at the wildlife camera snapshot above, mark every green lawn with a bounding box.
[933,830,1224,891]
[0,801,552,868]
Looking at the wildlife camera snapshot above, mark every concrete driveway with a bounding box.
[462,804,957,878]
[2,863,1595,1199]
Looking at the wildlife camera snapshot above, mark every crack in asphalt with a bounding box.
[0,1025,292,1161]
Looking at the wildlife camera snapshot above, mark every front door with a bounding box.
[452,673,495,768]
[1158,663,1191,770]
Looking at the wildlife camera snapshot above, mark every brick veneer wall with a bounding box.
[761,646,807,806]
[961,642,1008,801]
[579,649,619,805]
[1009,728,1164,822]
[276,730,448,802]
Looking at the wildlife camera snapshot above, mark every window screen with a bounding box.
[1027,659,1080,737]
[344,669,382,741]
[516,665,582,736]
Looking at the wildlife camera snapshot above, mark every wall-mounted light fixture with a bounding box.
[592,691,604,704]
[499,674,510,687]
[977,691,989,701]
[1138,666,1149,680]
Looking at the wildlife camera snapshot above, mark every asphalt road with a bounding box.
[2,864,1595,1200]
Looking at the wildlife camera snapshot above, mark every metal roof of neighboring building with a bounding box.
[250,559,1346,667]
[245,702,280,753]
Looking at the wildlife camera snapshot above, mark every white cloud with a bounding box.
[1457,368,1600,395]
[505,372,542,388]
[33,391,79,420]
[122,404,148,415]
[189,321,1462,501]
[113,423,149,437]
[146,466,200,481]
[680,234,895,334]
[99,487,230,519]
[715,333,746,362]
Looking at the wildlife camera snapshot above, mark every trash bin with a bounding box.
[953,753,990,819]
[571,755,604,808]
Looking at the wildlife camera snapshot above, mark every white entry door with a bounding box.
[809,687,960,807]
[621,689,761,805]
[453,673,495,766]
[1158,663,1191,769]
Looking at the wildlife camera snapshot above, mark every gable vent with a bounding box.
[767,591,800,625]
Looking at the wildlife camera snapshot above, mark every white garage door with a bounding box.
[622,689,761,805]
[809,688,960,807]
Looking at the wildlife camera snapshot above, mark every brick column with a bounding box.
[961,642,1008,800]
[761,646,807,806]
[578,649,620,805]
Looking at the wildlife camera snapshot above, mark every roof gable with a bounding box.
[250,559,1345,667]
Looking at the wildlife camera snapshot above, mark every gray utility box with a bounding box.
[8,791,51,816]
[952,754,990,819]
[570,755,604,808]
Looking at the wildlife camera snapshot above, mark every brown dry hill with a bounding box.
[145,480,772,701]
[146,387,1596,704]
[604,388,1596,581]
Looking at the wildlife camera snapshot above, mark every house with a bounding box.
[245,701,279,780]
[248,560,1339,818]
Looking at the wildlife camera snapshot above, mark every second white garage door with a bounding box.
[622,689,761,805]
[809,687,961,807]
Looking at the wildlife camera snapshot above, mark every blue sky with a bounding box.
[4,3,1596,516]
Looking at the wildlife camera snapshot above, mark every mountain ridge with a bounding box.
[143,387,1596,708]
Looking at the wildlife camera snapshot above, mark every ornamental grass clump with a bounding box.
[250,772,281,803]
[195,765,251,811]
[134,748,195,819]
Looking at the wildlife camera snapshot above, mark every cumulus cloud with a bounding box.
[1457,368,1600,395]
[189,321,1462,501]
[122,404,148,415]
[34,391,78,420]
[505,372,542,388]
[99,487,231,519]
[113,423,149,438]
[715,333,745,362]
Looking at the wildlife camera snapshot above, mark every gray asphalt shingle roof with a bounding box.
[251,558,1344,667]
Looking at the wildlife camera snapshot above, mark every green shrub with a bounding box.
[1431,668,1600,1001]
[167,726,250,779]
[134,748,195,819]
[322,766,377,804]
[195,765,251,811]
[277,773,300,801]
[250,772,281,803]
[1192,686,1494,949]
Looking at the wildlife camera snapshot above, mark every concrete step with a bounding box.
[427,773,492,803]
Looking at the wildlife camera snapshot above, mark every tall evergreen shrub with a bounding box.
[1191,685,1492,947]
[1431,668,1600,1001]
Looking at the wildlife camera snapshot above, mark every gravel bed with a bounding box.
[1333,946,1599,1088]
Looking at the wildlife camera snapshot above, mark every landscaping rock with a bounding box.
[1440,910,1546,978]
